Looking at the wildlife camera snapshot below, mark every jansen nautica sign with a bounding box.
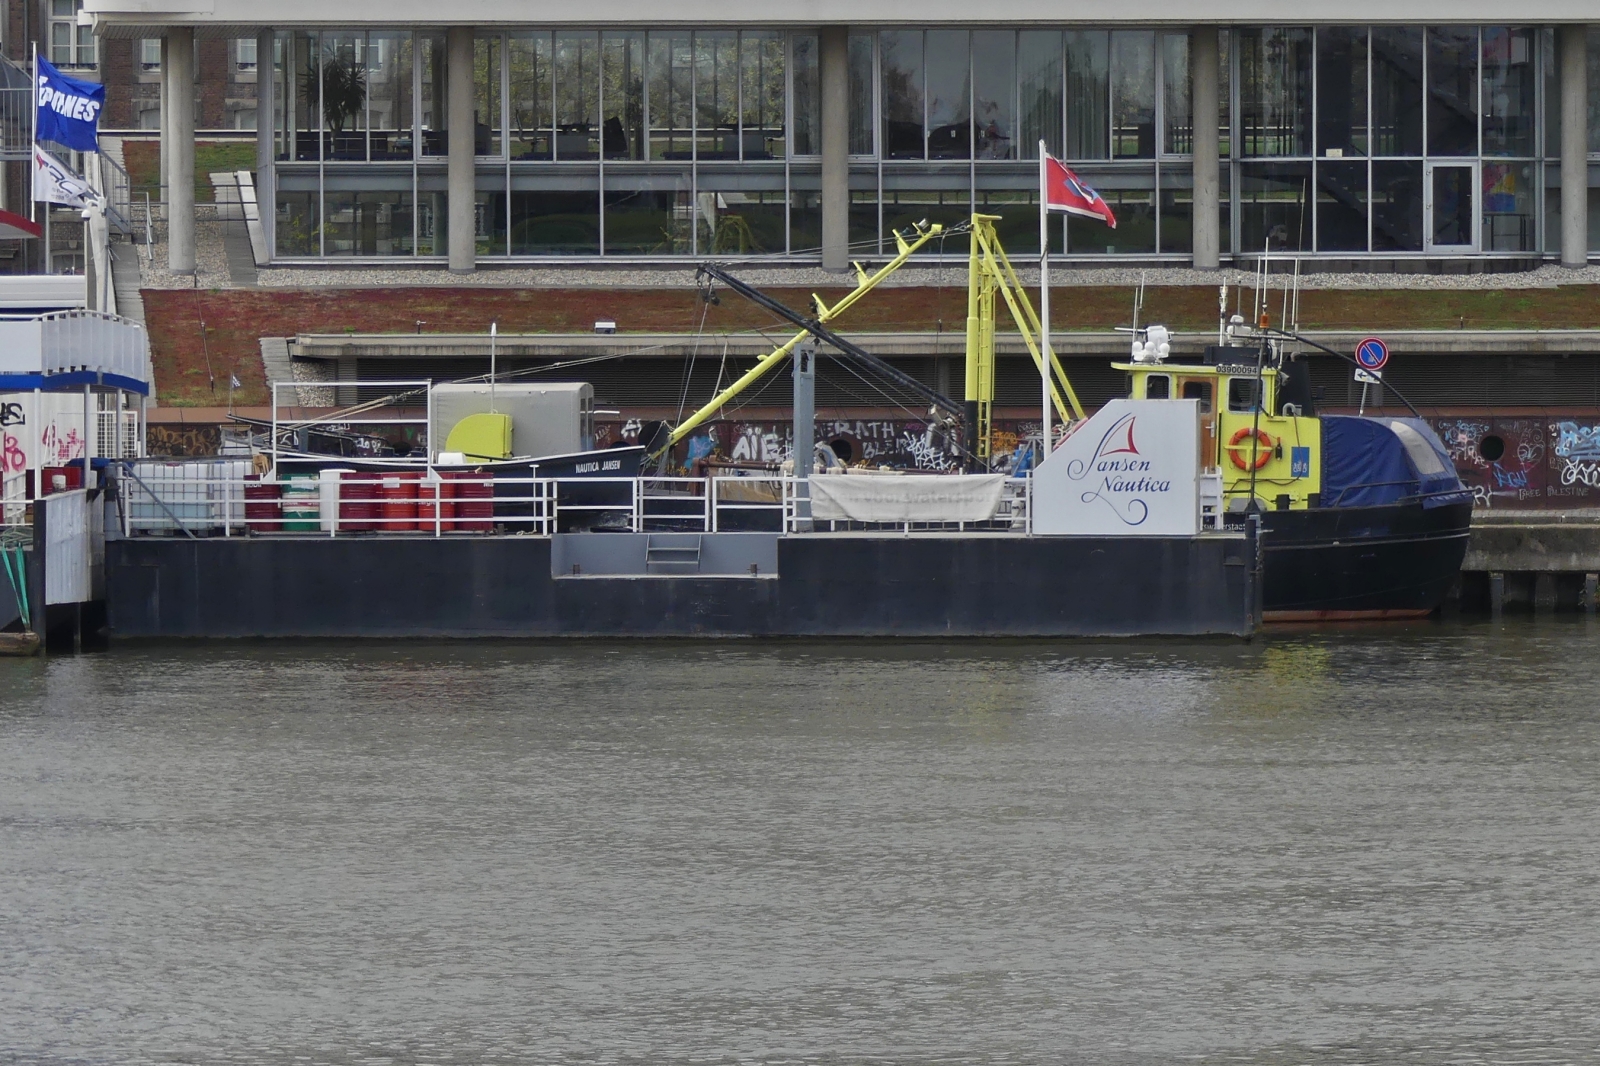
[1032,399,1201,536]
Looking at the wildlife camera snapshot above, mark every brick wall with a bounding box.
[102,39,135,128]
[199,38,228,129]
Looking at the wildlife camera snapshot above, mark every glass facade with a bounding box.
[270,24,1552,261]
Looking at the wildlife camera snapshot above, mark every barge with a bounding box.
[99,395,1261,639]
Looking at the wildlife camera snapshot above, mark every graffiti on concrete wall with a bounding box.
[147,424,222,457]
[1421,416,1600,508]
[1549,420,1600,499]
[595,418,1043,472]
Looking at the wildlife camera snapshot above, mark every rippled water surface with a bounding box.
[3,624,1600,1065]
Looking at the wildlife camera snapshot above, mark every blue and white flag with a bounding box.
[35,57,104,152]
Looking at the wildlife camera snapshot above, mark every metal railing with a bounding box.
[0,85,29,162]
[114,467,1035,538]
[98,153,134,235]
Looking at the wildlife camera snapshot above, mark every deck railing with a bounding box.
[113,465,1033,538]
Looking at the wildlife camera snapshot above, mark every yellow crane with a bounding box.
[660,215,1084,465]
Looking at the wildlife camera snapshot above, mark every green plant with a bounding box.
[302,50,366,134]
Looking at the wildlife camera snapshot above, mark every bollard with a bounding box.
[1489,572,1505,619]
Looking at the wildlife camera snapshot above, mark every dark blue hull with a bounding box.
[1256,500,1473,619]
[102,532,1260,639]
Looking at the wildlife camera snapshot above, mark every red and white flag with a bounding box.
[1043,155,1116,229]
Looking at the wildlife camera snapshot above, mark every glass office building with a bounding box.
[263,24,1560,263]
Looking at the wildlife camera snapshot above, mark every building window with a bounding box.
[141,39,161,71]
[260,23,1545,262]
[49,0,95,68]
[237,37,258,71]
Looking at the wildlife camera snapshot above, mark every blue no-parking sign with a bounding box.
[1355,337,1389,371]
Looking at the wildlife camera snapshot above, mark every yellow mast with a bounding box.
[663,221,946,452]
[966,214,1085,450]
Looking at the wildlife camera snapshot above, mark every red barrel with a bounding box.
[339,473,379,532]
[244,476,283,533]
[379,472,419,533]
[445,470,493,532]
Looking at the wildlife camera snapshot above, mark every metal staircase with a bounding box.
[645,533,702,574]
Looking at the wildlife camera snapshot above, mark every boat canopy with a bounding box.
[1322,416,1469,510]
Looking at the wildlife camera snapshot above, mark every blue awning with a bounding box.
[1322,416,1470,509]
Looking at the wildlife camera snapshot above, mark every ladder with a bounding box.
[645,533,702,574]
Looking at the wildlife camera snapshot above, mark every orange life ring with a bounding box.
[1226,427,1275,471]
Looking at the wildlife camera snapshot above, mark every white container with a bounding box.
[319,468,350,533]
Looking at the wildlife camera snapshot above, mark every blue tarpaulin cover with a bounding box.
[1321,416,1470,509]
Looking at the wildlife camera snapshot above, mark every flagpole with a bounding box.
[1038,140,1051,459]
[32,43,49,276]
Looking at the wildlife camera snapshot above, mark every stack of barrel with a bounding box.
[245,469,495,534]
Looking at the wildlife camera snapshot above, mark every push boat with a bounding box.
[1116,329,1473,621]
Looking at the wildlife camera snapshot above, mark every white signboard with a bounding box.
[1032,398,1200,536]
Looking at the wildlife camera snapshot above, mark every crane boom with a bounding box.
[659,221,946,453]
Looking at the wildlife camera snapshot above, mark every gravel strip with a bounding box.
[137,217,1600,293]
[138,211,237,290]
[255,260,1600,292]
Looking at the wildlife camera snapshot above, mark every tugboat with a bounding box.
[1116,325,1473,620]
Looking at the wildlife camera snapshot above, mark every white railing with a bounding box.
[2,471,27,526]
[115,465,1034,538]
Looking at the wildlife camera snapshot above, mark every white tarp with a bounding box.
[808,473,1008,523]
[1032,398,1201,536]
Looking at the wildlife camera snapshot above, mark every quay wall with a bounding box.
[103,533,1258,640]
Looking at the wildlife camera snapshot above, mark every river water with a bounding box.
[3,623,1599,1065]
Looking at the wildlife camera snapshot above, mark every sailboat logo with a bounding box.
[1066,414,1140,479]
[1099,415,1140,457]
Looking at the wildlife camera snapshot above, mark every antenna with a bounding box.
[1218,284,1227,346]
[1291,258,1302,335]
[1280,258,1291,336]
[1132,271,1146,334]
[489,321,498,413]
[1254,238,1270,330]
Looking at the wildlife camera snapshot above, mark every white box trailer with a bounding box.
[429,382,594,460]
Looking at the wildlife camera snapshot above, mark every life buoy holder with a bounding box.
[1226,427,1275,471]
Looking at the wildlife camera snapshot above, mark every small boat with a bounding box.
[1117,333,1473,620]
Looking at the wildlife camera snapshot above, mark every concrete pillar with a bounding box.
[166,27,196,275]
[158,36,169,219]
[446,26,476,274]
[257,30,275,256]
[1560,24,1588,269]
[819,26,849,273]
[1191,27,1220,271]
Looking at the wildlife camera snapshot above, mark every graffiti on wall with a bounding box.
[1425,416,1600,509]
[594,418,1045,472]
[0,394,92,477]
[1550,420,1600,496]
[146,424,222,458]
